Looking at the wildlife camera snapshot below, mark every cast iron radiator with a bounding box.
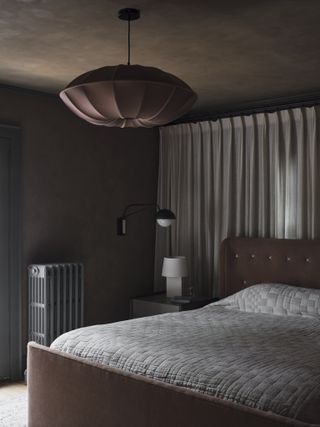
[28,263,84,346]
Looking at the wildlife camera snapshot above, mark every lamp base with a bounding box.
[166,277,183,297]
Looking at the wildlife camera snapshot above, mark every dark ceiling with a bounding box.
[1,0,320,116]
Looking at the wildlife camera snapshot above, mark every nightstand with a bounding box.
[130,293,217,319]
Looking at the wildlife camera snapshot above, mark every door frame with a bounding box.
[0,125,22,379]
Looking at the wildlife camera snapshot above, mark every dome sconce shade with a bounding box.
[60,8,197,128]
[117,203,176,236]
[155,208,176,227]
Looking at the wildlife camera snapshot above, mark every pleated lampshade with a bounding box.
[59,64,197,128]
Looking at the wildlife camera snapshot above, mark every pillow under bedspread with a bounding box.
[214,283,320,318]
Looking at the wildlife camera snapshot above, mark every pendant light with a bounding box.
[60,8,197,128]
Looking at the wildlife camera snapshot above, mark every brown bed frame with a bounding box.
[27,238,320,427]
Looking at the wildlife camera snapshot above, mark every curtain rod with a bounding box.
[169,92,320,126]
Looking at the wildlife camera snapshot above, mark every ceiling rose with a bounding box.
[59,8,197,128]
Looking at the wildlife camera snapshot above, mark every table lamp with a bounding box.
[162,256,188,297]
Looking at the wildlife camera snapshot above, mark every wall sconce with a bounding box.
[117,203,176,236]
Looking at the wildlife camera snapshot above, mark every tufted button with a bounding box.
[286,256,291,261]
[243,280,247,285]
[251,254,255,259]
[268,255,272,260]
[234,253,239,259]
[306,258,311,263]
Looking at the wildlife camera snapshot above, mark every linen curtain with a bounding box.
[154,107,319,296]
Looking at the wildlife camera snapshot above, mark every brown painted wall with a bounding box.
[0,86,159,363]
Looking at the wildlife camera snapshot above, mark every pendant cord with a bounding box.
[127,17,131,65]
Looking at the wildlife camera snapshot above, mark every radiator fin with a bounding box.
[28,263,84,346]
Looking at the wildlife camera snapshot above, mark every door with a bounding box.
[0,126,20,381]
[0,139,10,379]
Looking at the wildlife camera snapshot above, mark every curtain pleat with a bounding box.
[154,107,319,296]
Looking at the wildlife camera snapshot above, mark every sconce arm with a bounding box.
[122,203,160,218]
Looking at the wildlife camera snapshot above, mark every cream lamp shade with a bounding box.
[162,257,188,277]
[162,257,188,297]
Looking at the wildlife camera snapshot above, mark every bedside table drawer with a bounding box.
[131,299,180,318]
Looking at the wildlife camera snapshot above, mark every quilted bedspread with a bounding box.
[51,302,320,423]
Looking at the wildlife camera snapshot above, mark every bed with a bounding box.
[27,237,320,427]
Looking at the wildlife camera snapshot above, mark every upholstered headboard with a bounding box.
[219,237,320,297]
